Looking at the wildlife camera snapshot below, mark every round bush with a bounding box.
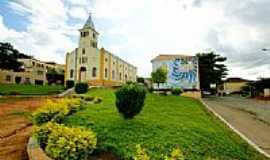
[171,88,183,95]
[66,80,75,89]
[115,83,146,119]
[75,82,89,94]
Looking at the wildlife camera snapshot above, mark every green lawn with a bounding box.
[64,89,266,160]
[0,84,64,95]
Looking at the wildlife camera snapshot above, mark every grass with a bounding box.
[0,84,64,95]
[64,89,266,160]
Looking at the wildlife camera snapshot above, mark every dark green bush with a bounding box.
[75,82,89,94]
[171,88,183,95]
[66,80,75,89]
[115,83,146,119]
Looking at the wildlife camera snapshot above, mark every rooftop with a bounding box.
[151,54,196,62]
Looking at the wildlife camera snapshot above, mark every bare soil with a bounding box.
[0,98,44,160]
[203,96,270,155]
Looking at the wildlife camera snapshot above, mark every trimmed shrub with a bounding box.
[45,124,97,160]
[115,83,146,119]
[33,122,97,160]
[75,82,89,94]
[33,122,59,149]
[32,98,81,125]
[66,80,75,89]
[171,88,183,96]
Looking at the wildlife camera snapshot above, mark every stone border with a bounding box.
[200,99,270,159]
[27,137,52,160]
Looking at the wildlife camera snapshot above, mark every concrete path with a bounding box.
[203,96,270,155]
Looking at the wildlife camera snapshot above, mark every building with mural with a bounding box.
[151,54,200,90]
[66,14,137,87]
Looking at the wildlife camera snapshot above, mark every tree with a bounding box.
[0,42,31,71]
[196,52,228,92]
[151,67,167,90]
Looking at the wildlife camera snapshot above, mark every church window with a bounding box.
[82,48,85,54]
[125,74,127,81]
[70,69,74,78]
[105,58,108,62]
[82,57,87,63]
[93,33,96,39]
[105,68,108,78]
[92,67,97,77]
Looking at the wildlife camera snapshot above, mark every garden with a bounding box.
[30,83,267,160]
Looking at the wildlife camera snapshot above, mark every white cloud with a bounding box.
[1,0,269,80]
[68,6,88,19]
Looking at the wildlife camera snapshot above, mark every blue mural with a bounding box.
[167,57,198,89]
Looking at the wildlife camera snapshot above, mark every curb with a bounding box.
[200,99,270,159]
[27,137,52,160]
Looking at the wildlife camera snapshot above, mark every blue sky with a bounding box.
[0,0,270,79]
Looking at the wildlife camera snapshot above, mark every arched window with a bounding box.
[70,69,74,78]
[112,70,115,80]
[105,68,108,78]
[119,73,122,80]
[125,74,127,81]
[92,67,97,77]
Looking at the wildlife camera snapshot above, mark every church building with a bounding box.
[66,14,137,86]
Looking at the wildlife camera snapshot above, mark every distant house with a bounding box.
[0,58,64,85]
[151,54,200,90]
[220,77,252,94]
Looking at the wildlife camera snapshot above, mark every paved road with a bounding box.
[203,96,270,155]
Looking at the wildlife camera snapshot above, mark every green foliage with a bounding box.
[196,52,228,91]
[45,124,97,160]
[115,83,146,119]
[65,89,267,160]
[134,145,150,160]
[151,67,167,88]
[75,82,89,94]
[164,147,184,160]
[33,122,97,160]
[32,98,81,125]
[66,80,75,89]
[33,122,59,149]
[171,88,183,95]
[137,77,145,84]
[0,42,31,71]
[0,84,64,95]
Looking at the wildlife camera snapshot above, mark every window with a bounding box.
[93,33,96,38]
[6,75,11,81]
[119,73,122,80]
[112,70,115,80]
[92,67,97,77]
[37,70,43,75]
[105,58,108,62]
[82,48,85,54]
[32,62,35,66]
[105,68,108,78]
[125,74,127,81]
[70,69,74,78]
[91,42,97,48]
[82,57,87,63]
[81,32,89,37]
